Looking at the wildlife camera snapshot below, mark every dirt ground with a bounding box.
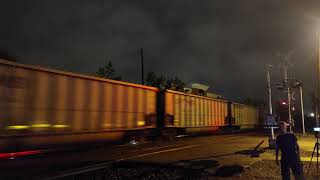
[60,160,320,180]
[56,134,320,180]
[238,160,319,180]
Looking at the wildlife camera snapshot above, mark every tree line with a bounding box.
[0,50,18,62]
[93,60,186,92]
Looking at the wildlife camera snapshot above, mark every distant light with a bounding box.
[310,113,315,117]
[137,121,145,126]
[52,124,69,128]
[292,107,295,111]
[0,150,43,160]
[31,124,51,128]
[6,125,29,130]
[314,127,320,132]
[129,140,138,145]
[103,124,111,128]
[281,102,287,105]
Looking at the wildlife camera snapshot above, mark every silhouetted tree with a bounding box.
[242,97,266,106]
[94,61,122,80]
[170,77,186,91]
[0,50,18,62]
[145,72,185,91]
[145,72,158,87]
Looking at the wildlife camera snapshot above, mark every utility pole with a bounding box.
[316,34,320,127]
[283,62,293,132]
[267,65,275,142]
[267,65,273,115]
[141,48,144,85]
[299,85,305,134]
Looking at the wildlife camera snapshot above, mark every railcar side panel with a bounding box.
[165,90,228,128]
[0,59,264,152]
[232,103,260,129]
[0,60,158,138]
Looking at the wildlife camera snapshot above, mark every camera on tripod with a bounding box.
[308,127,320,175]
[314,127,320,139]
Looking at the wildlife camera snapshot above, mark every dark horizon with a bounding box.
[1,1,320,111]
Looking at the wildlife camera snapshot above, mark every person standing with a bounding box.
[276,121,304,180]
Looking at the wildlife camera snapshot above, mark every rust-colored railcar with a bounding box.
[164,90,263,133]
[231,103,261,129]
[0,59,157,151]
[164,90,228,134]
[0,59,264,152]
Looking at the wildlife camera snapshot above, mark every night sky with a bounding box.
[1,1,320,111]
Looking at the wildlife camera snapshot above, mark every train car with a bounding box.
[163,90,229,135]
[231,103,261,129]
[0,59,158,152]
[0,59,264,152]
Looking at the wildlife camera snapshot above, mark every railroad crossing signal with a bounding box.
[291,92,296,101]
[276,83,285,90]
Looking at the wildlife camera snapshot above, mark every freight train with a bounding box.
[0,59,263,152]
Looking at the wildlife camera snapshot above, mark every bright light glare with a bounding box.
[137,121,145,126]
[6,125,29,130]
[282,102,287,105]
[129,140,138,145]
[52,124,69,128]
[311,113,315,117]
[0,150,43,160]
[31,124,51,128]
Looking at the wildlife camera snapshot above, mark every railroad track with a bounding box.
[38,144,201,180]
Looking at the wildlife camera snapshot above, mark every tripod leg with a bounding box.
[317,143,319,180]
[307,143,318,175]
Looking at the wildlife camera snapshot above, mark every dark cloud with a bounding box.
[1,0,320,110]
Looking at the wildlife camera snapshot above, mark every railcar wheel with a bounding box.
[123,130,147,144]
[161,128,177,141]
